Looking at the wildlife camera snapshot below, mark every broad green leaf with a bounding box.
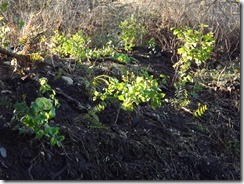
[30,102,38,115]
[117,83,125,90]
[36,130,44,139]
[49,107,56,118]
[118,95,125,101]
[36,97,52,111]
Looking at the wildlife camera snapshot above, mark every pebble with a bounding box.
[3,61,11,66]
[0,145,7,158]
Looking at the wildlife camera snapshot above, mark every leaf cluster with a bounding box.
[0,15,10,47]
[173,24,215,84]
[194,103,208,117]
[13,78,64,146]
[51,31,117,62]
[93,71,165,111]
[51,30,92,62]
[118,16,146,51]
[172,24,215,110]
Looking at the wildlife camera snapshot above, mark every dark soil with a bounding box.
[0,48,240,180]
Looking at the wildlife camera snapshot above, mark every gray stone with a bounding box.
[61,76,73,85]
[3,61,11,66]
[0,146,7,158]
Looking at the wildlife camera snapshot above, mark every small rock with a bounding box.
[0,146,7,158]
[61,76,73,85]
[46,152,52,162]
[3,61,11,66]
[1,90,13,94]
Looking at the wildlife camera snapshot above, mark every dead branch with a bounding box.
[55,87,89,113]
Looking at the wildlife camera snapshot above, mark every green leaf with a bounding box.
[35,97,52,111]
[36,112,47,123]
[118,95,125,101]
[139,95,146,102]
[14,102,29,118]
[49,107,56,118]
[30,102,38,115]
[117,83,124,91]
[21,115,33,126]
[186,75,193,83]
[50,137,56,145]
[36,130,44,139]
[194,104,208,117]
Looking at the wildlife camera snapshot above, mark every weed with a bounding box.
[118,16,146,51]
[13,78,64,146]
[51,31,116,62]
[113,52,138,64]
[172,24,215,109]
[194,103,208,118]
[173,24,215,85]
[51,30,91,62]
[93,71,165,111]
[147,37,157,55]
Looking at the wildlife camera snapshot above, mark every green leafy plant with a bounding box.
[172,24,215,107]
[30,52,44,61]
[13,78,64,146]
[173,24,215,85]
[51,31,116,62]
[0,1,8,13]
[94,40,115,58]
[0,13,10,47]
[173,85,191,107]
[194,103,208,117]
[87,108,108,129]
[118,16,146,51]
[51,30,92,62]
[93,71,165,111]
[113,53,131,63]
[112,52,138,63]
[147,37,157,55]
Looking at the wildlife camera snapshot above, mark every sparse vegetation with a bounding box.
[0,0,240,180]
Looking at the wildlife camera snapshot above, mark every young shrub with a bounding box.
[118,16,146,51]
[93,71,165,111]
[51,30,92,62]
[173,24,215,85]
[172,24,215,108]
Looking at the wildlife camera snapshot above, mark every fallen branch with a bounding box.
[55,87,89,113]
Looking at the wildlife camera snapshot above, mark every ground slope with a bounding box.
[0,48,240,180]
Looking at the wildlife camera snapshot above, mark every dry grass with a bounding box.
[0,0,240,59]
[132,0,240,60]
